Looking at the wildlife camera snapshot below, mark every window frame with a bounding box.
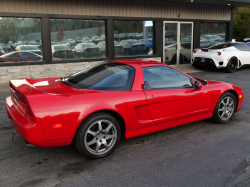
[0,12,231,67]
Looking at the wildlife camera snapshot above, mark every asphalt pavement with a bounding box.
[1,67,250,187]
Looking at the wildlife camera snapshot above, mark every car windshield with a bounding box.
[0,47,2,51]
[114,41,119,45]
[64,62,135,90]
[82,43,96,48]
[20,46,39,50]
[54,46,69,50]
[1,52,16,57]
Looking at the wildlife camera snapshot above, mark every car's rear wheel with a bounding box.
[212,92,236,123]
[74,113,121,158]
[225,57,238,73]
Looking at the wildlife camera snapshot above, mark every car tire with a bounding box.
[193,65,203,69]
[74,113,121,159]
[225,57,238,73]
[212,92,236,123]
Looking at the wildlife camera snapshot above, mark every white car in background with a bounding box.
[202,35,224,46]
[192,42,250,73]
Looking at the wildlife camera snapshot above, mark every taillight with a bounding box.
[151,44,153,46]
[165,49,167,52]
[215,40,219,41]
[83,49,86,52]
[218,52,221,56]
[53,51,58,54]
[70,50,73,53]
[193,50,196,54]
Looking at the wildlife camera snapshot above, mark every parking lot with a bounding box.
[1,67,250,187]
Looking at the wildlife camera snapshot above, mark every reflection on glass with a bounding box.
[200,22,226,48]
[164,23,177,65]
[114,21,153,57]
[180,23,192,64]
[50,19,106,60]
[0,17,43,63]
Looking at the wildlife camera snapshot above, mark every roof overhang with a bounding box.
[144,0,250,7]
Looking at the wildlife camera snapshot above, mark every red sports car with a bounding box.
[5,60,244,158]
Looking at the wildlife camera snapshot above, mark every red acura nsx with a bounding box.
[5,60,244,158]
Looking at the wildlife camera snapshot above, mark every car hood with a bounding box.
[26,78,99,96]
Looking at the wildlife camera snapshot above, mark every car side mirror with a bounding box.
[195,81,202,90]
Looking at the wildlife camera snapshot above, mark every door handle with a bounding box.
[151,95,154,98]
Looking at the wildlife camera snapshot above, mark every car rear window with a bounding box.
[82,43,96,48]
[129,40,139,44]
[65,62,135,91]
[20,46,39,50]
[54,46,69,50]
[208,43,234,49]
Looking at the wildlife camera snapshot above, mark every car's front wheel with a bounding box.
[74,113,121,158]
[212,92,236,123]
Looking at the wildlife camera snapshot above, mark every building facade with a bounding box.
[0,0,249,83]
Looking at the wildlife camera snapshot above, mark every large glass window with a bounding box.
[50,19,106,60]
[0,17,43,63]
[200,22,227,48]
[114,20,153,57]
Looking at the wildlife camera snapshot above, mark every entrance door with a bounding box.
[164,21,193,67]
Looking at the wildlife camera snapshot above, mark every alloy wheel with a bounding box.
[84,120,117,156]
[218,96,234,121]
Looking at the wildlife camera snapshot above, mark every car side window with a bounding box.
[234,44,250,51]
[142,66,193,90]
[18,52,27,58]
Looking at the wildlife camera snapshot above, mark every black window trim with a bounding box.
[0,12,231,67]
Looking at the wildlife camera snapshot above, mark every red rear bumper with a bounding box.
[5,96,72,147]
[5,96,45,142]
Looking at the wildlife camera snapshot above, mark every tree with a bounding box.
[57,24,64,42]
[96,21,103,36]
[233,6,250,41]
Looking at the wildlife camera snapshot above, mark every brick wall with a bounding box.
[0,57,161,84]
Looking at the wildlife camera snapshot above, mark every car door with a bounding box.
[143,65,213,128]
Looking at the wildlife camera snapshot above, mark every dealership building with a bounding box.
[0,0,250,83]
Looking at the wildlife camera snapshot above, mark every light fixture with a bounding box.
[191,0,194,2]
[228,4,230,6]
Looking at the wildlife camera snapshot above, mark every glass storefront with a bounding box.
[114,20,154,57]
[50,19,106,60]
[164,22,193,66]
[200,22,227,48]
[0,17,43,63]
